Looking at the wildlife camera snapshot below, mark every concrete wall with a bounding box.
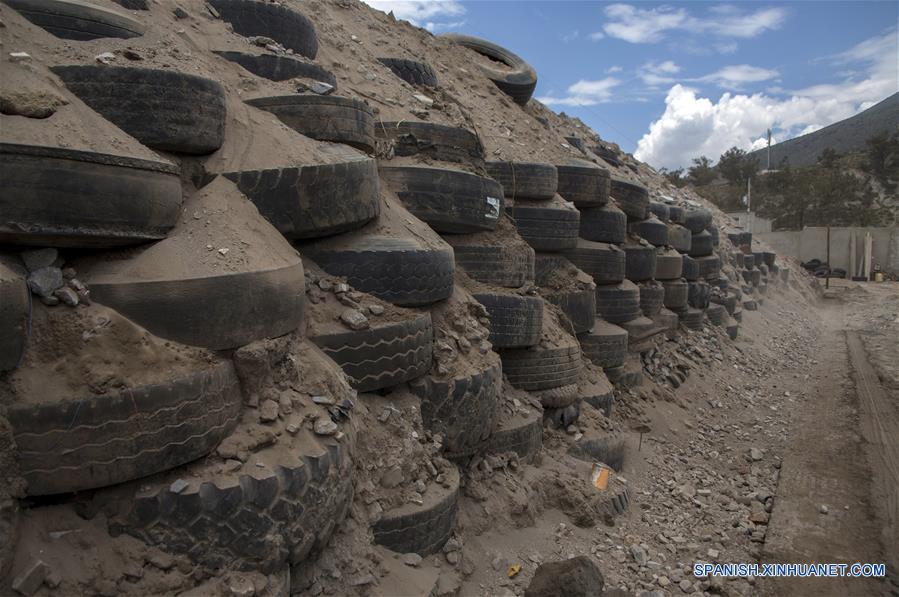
[756,227,899,275]
[725,212,772,233]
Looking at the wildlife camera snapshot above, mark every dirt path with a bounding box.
[761,288,898,597]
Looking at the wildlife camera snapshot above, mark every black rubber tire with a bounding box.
[727,232,743,247]
[303,237,454,307]
[447,237,534,288]
[376,121,483,164]
[535,384,580,408]
[51,65,225,155]
[628,215,668,247]
[485,161,557,200]
[648,202,670,222]
[472,292,543,348]
[734,307,743,322]
[662,278,688,311]
[750,269,761,286]
[373,466,459,556]
[667,223,692,253]
[679,307,704,330]
[595,279,641,324]
[540,287,596,335]
[655,248,683,280]
[509,197,579,251]
[246,95,374,152]
[610,178,648,219]
[561,239,625,285]
[111,0,146,9]
[682,255,700,281]
[709,226,719,246]
[556,160,610,207]
[743,254,756,268]
[440,34,536,104]
[579,202,626,244]
[501,335,583,392]
[0,260,29,372]
[4,0,144,40]
[683,208,712,233]
[0,143,180,248]
[578,320,627,369]
[411,357,501,456]
[543,401,580,429]
[486,410,543,463]
[209,0,318,58]
[379,165,504,234]
[110,431,353,573]
[639,281,665,318]
[222,154,380,241]
[81,262,305,353]
[667,205,685,224]
[591,144,622,167]
[377,57,438,87]
[688,230,714,257]
[744,298,758,311]
[763,251,777,268]
[726,318,739,339]
[568,435,625,471]
[696,255,721,280]
[622,243,657,282]
[311,312,433,392]
[687,281,710,309]
[711,291,738,315]
[706,303,727,326]
[581,376,614,417]
[9,361,242,496]
[214,51,336,85]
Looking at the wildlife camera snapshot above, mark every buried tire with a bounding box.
[501,334,583,392]
[485,408,543,463]
[209,0,318,58]
[441,34,537,104]
[447,236,534,288]
[485,161,557,200]
[246,95,374,152]
[376,122,483,163]
[556,160,610,207]
[4,0,144,40]
[579,202,626,244]
[0,260,29,372]
[471,292,543,348]
[377,57,439,87]
[214,51,336,85]
[578,320,627,369]
[509,196,579,251]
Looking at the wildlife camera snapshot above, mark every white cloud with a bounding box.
[639,60,681,86]
[693,64,779,88]
[606,65,623,74]
[588,31,605,41]
[362,0,465,29]
[600,3,787,44]
[536,77,622,106]
[562,30,580,43]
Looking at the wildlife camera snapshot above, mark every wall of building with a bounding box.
[756,227,899,275]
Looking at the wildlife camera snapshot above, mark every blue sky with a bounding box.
[362,1,898,170]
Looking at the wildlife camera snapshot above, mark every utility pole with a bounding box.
[766,128,771,171]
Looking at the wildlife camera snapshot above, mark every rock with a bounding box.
[381,466,404,488]
[173,6,189,18]
[630,545,649,565]
[403,553,422,567]
[413,93,434,107]
[349,573,376,587]
[95,52,116,64]
[313,416,338,436]
[523,556,604,597]
[27,267,63,298]
[169,479,189,494]
[435,573,461,596]
[11,560,49,596]
[819,504,829,514]
[445,551,460,565]
[9,51,31,62]
[368,304,385,315]
[249,36,276,47]
[679,579,692,592]
[311,81,335,95]
[228,575,256,596]
[148,553,174,571]
[443,537,462,553]
[20,248,58,272]
[340,308,370,330]
[54,286,79,306]
[312,395,335,405]
[748,448,763,461]
[259,399,279,423]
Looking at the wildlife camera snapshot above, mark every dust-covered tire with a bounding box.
[540,287,596,335]
[440,34,536,104]
[214,51,336,85]
[667,223,692,253]
[556,160,610,207]
[696,255,721,280]
[561,239,625,284]
[534,384,579,408]
[726,317,739,339]
[485,161,557,200]
[51,65,225,155]
[629,215,668,247]
[486,409,543,462]
[509,196,579,251]
[379,165,504,234]
[654,248,683,280]
[0,143,181,248]
[579,202,626,244]
[377,57,438,87]
[688,230,713,257]
[679,307,704,330]
[9,361,242,496]
[373,466,459,556]
[595,279,641,323]
[623,242,656,282]
[0,260,29,372]
[567,434,625,471]
[311,312,433,392]
[668,205,685,224]
[222,154,380,240]
[4,0,144,40]
[648,202,670,222]
[578,320,627,369]
[706,303,727,326]
[501,335,583,392]
[580,375,614,417]
[662,278,688,311]
[376,122,482,165]
[472,292,543,348]
[639,281,664,318]
[246,95,374,152]
[688,280,710,309]
[681,255,700,281]
[302,236,454,306]
[109,429,353,573]
[610,178,648,219]
[209,0,318,58]
[683,208,712,233]
[411,356,501,456]
[447,237,534,288]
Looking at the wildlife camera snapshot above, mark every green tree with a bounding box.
[717,146,759,185]
[687,156,716,186]
[659,167,687,187]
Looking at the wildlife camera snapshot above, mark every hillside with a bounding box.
[749,92,898,168]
